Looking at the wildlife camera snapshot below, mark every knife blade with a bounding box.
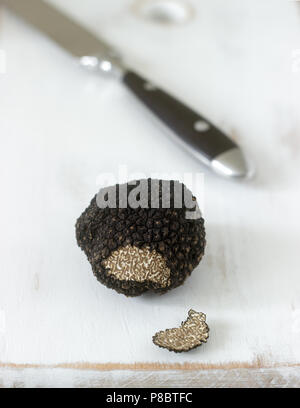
[1,0,251,178]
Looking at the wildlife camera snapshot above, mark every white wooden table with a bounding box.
[0,0,300,387]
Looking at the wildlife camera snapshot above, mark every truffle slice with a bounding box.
[153,309,209,352]
[76,179,205,297]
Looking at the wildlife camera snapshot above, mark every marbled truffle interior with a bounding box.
[153,309,209,352]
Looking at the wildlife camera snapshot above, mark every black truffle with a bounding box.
[75,179,205,297]
[153,309,209,352]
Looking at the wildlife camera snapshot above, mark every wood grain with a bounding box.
[1,358,300,371]
[0,365,300,388]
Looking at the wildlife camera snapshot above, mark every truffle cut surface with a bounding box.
[103,245,171,287]
[153,309,209,352]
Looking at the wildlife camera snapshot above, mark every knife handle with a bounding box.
[123,71,237,163]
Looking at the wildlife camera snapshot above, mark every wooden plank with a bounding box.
[0,365,300,388]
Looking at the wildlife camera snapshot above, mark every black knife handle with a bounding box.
[123,71,237,161]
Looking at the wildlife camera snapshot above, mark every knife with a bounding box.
[1,0,251,178]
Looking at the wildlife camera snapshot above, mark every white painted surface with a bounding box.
[1,366,300,388]
[0,0,300,386]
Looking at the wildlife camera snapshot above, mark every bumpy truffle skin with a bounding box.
[76,179,205,297]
